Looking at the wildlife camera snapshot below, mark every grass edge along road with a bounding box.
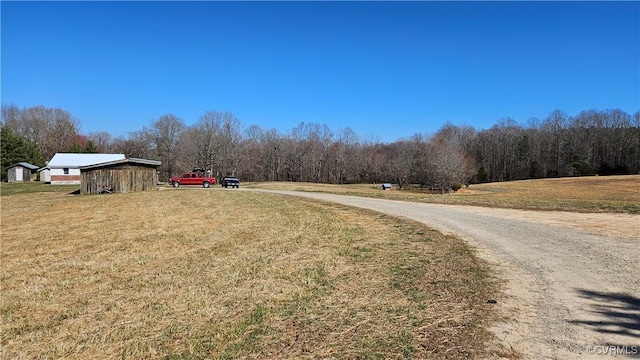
[248,175,640,214]
[1,188,516,359]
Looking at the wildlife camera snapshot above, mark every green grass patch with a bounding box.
[0,182,79,196]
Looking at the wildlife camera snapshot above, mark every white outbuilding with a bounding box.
[42,153,126,185]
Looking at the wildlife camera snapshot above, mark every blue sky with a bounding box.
[2,1,639,143]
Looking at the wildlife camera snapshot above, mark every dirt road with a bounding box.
[254,189,640,359]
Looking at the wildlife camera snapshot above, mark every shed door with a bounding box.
[15,167,23,181]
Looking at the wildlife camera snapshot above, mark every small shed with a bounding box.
[37,167,51,183]
[6,162,40,182]
[79,158,162,194]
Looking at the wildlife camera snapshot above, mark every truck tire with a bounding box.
[172,181,180,188]
[203,181,210,188]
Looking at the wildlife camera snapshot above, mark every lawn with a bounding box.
[0,187,510,359]
[249,175,640,213]
[0,182,79,196]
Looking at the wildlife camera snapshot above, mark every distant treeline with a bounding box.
[2,104,639,190]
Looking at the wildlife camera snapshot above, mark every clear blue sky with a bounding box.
[2,1,639,143]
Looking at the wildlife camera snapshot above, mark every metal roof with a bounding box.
[79,158,162,170]
[46,153,126,169]
[6,162,40,170]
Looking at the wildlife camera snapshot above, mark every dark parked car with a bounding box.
[221,176,240,188]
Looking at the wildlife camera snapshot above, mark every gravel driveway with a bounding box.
[253,189,640,359]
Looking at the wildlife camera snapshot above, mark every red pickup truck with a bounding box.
[169,172,216,188]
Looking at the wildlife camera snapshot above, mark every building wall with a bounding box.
[7,167,20,182]
[39,169,51,183]
[81,164,159,194]
[50,168,82,185]
[7,167,34,182]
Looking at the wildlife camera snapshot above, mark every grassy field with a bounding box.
[0,182,79,196]
[0,187,510,359]
[249,175,640,213]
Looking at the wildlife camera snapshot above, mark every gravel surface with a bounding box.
[253,189,640,360]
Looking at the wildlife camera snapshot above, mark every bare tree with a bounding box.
[218,112,243,177]
[87,131,114,153]
[5,102,637,185]
[384,137,423,189]
[541,109,569,176]
[182,110,224,175]
[331,127,359,183]
[3,105,80,160]
[357,136,385,183]
[289,122,333,182]
[144,114,186,179]
[428,139,473,193]
[1,104,21,127]
[244,125,285,181]
[111,131,153,159]
[634,111,640,174]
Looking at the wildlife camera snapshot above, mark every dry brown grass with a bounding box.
[249,175,640,213]
[0,187,511,359]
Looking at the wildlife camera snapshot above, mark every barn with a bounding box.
[44,153,126,185]
[6,162,39,182]
[79,158,162,194]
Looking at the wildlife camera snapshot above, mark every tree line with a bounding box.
[2,103,639,190]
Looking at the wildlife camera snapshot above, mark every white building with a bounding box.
[43,153,126,185]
